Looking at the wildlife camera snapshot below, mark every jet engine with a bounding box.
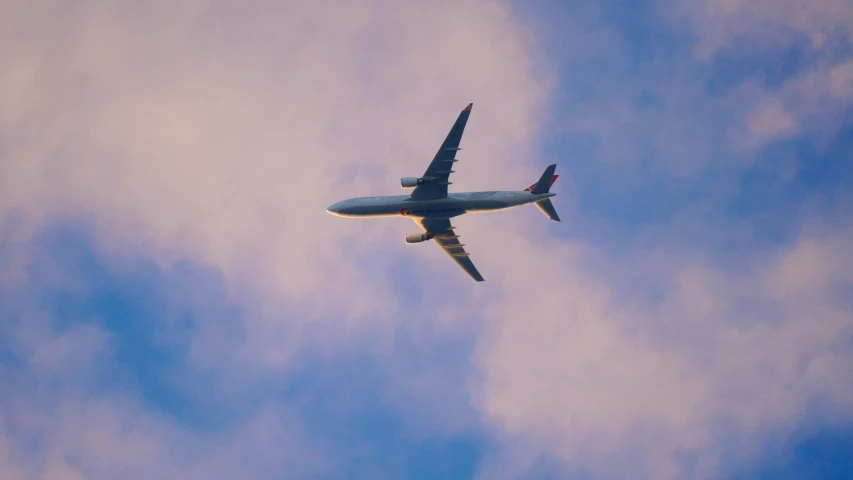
[405,233,433,244]
[401,177,425,188]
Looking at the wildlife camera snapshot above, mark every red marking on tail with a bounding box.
[524,174,558,192]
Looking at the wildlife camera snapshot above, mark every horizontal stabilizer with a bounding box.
[534,198,560,222]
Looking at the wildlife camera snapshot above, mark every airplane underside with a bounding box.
[327,102,560,282]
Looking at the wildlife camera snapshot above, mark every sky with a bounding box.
[1,0,852,479]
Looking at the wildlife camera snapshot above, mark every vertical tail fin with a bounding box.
[524,164,558,194]
[524,164,560,221]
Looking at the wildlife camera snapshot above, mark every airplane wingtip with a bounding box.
[464,103,473,111]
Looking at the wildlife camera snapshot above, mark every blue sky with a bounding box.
[2,1,852,479]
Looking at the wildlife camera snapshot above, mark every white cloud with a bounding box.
[828,59,853,99]
[746,99,797,144]
[0,265,334,480]
[0,1,550,477]
[0,1,553,477]
[2,1,852,479]
[685,0,853,57]
[552,1,853,176]
[739,56,853,148]
[471,223,853,479]
[672,0,853,150]
[0,0,548,365]
[0,393,331,480]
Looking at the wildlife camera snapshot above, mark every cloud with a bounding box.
[454,2,853,478]
[470,221,853,479]
[735,56,853,150]
[672,0,853,151]
[1,1,548,477]
[544,1,853,184]
[827,59,853,98]
[683,0,853,56]
[2,0,852,479]
[0,392,331,480]
[0,221,487,479]
[0,0,548,364]
[746,99,797,144]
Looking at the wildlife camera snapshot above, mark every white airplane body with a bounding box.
[327,103,559,282]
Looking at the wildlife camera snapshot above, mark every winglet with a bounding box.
[463,103,473,111]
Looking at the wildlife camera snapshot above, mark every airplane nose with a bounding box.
[326,202,344,216]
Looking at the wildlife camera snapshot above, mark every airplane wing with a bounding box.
[414,217,484,282]
[409,103,473,201]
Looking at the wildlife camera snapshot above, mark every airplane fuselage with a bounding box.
[327,191,556,219]
[326,102,559,282]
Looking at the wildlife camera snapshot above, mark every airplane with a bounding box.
[326,103,559,282]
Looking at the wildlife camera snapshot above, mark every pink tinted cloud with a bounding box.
[555,1,853,176]
[2,1,852,480]
[0,0,548,477]
[0,0,548,365]
[684,0,853,55]
[470,216,853,478]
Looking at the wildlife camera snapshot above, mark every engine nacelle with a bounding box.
[401,177,425,188]
[405,233,432,244]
